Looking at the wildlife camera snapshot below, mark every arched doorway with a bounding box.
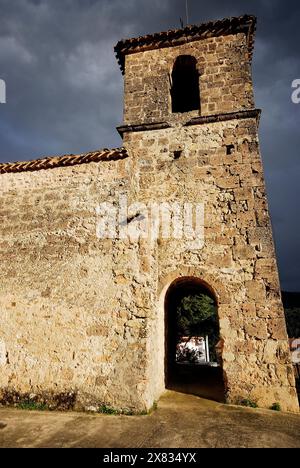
[165,277,225,402]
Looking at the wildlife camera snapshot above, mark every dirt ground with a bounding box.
[0,391,299,448]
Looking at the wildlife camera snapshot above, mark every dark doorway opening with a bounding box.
[165,277,225,402]
[171,55,200,113]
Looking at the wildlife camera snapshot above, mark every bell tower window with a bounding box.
[171,55,200,113]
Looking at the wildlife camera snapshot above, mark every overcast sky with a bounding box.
[0,0,299,291]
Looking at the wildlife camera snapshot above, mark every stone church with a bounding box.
[0,15,298,412]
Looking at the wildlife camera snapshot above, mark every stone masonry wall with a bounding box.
[123,117,299,413]
[0,120,298,412]
[0,157,158,412]
[124,33,254,125]
[0,24,298,414]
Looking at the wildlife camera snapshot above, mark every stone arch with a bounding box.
[158,266,230,305]
[159,269,226,402]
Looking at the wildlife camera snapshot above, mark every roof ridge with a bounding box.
[0,147,129,174]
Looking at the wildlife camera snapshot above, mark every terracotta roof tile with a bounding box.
[115,15,257,74]
[0,147,129,174]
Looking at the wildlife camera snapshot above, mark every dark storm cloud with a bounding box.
[0,0,299,290]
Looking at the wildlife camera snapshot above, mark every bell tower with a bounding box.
[114,15,299,412]
[115,14,256,126]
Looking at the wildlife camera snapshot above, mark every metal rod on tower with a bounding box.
[185,0,189,25]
